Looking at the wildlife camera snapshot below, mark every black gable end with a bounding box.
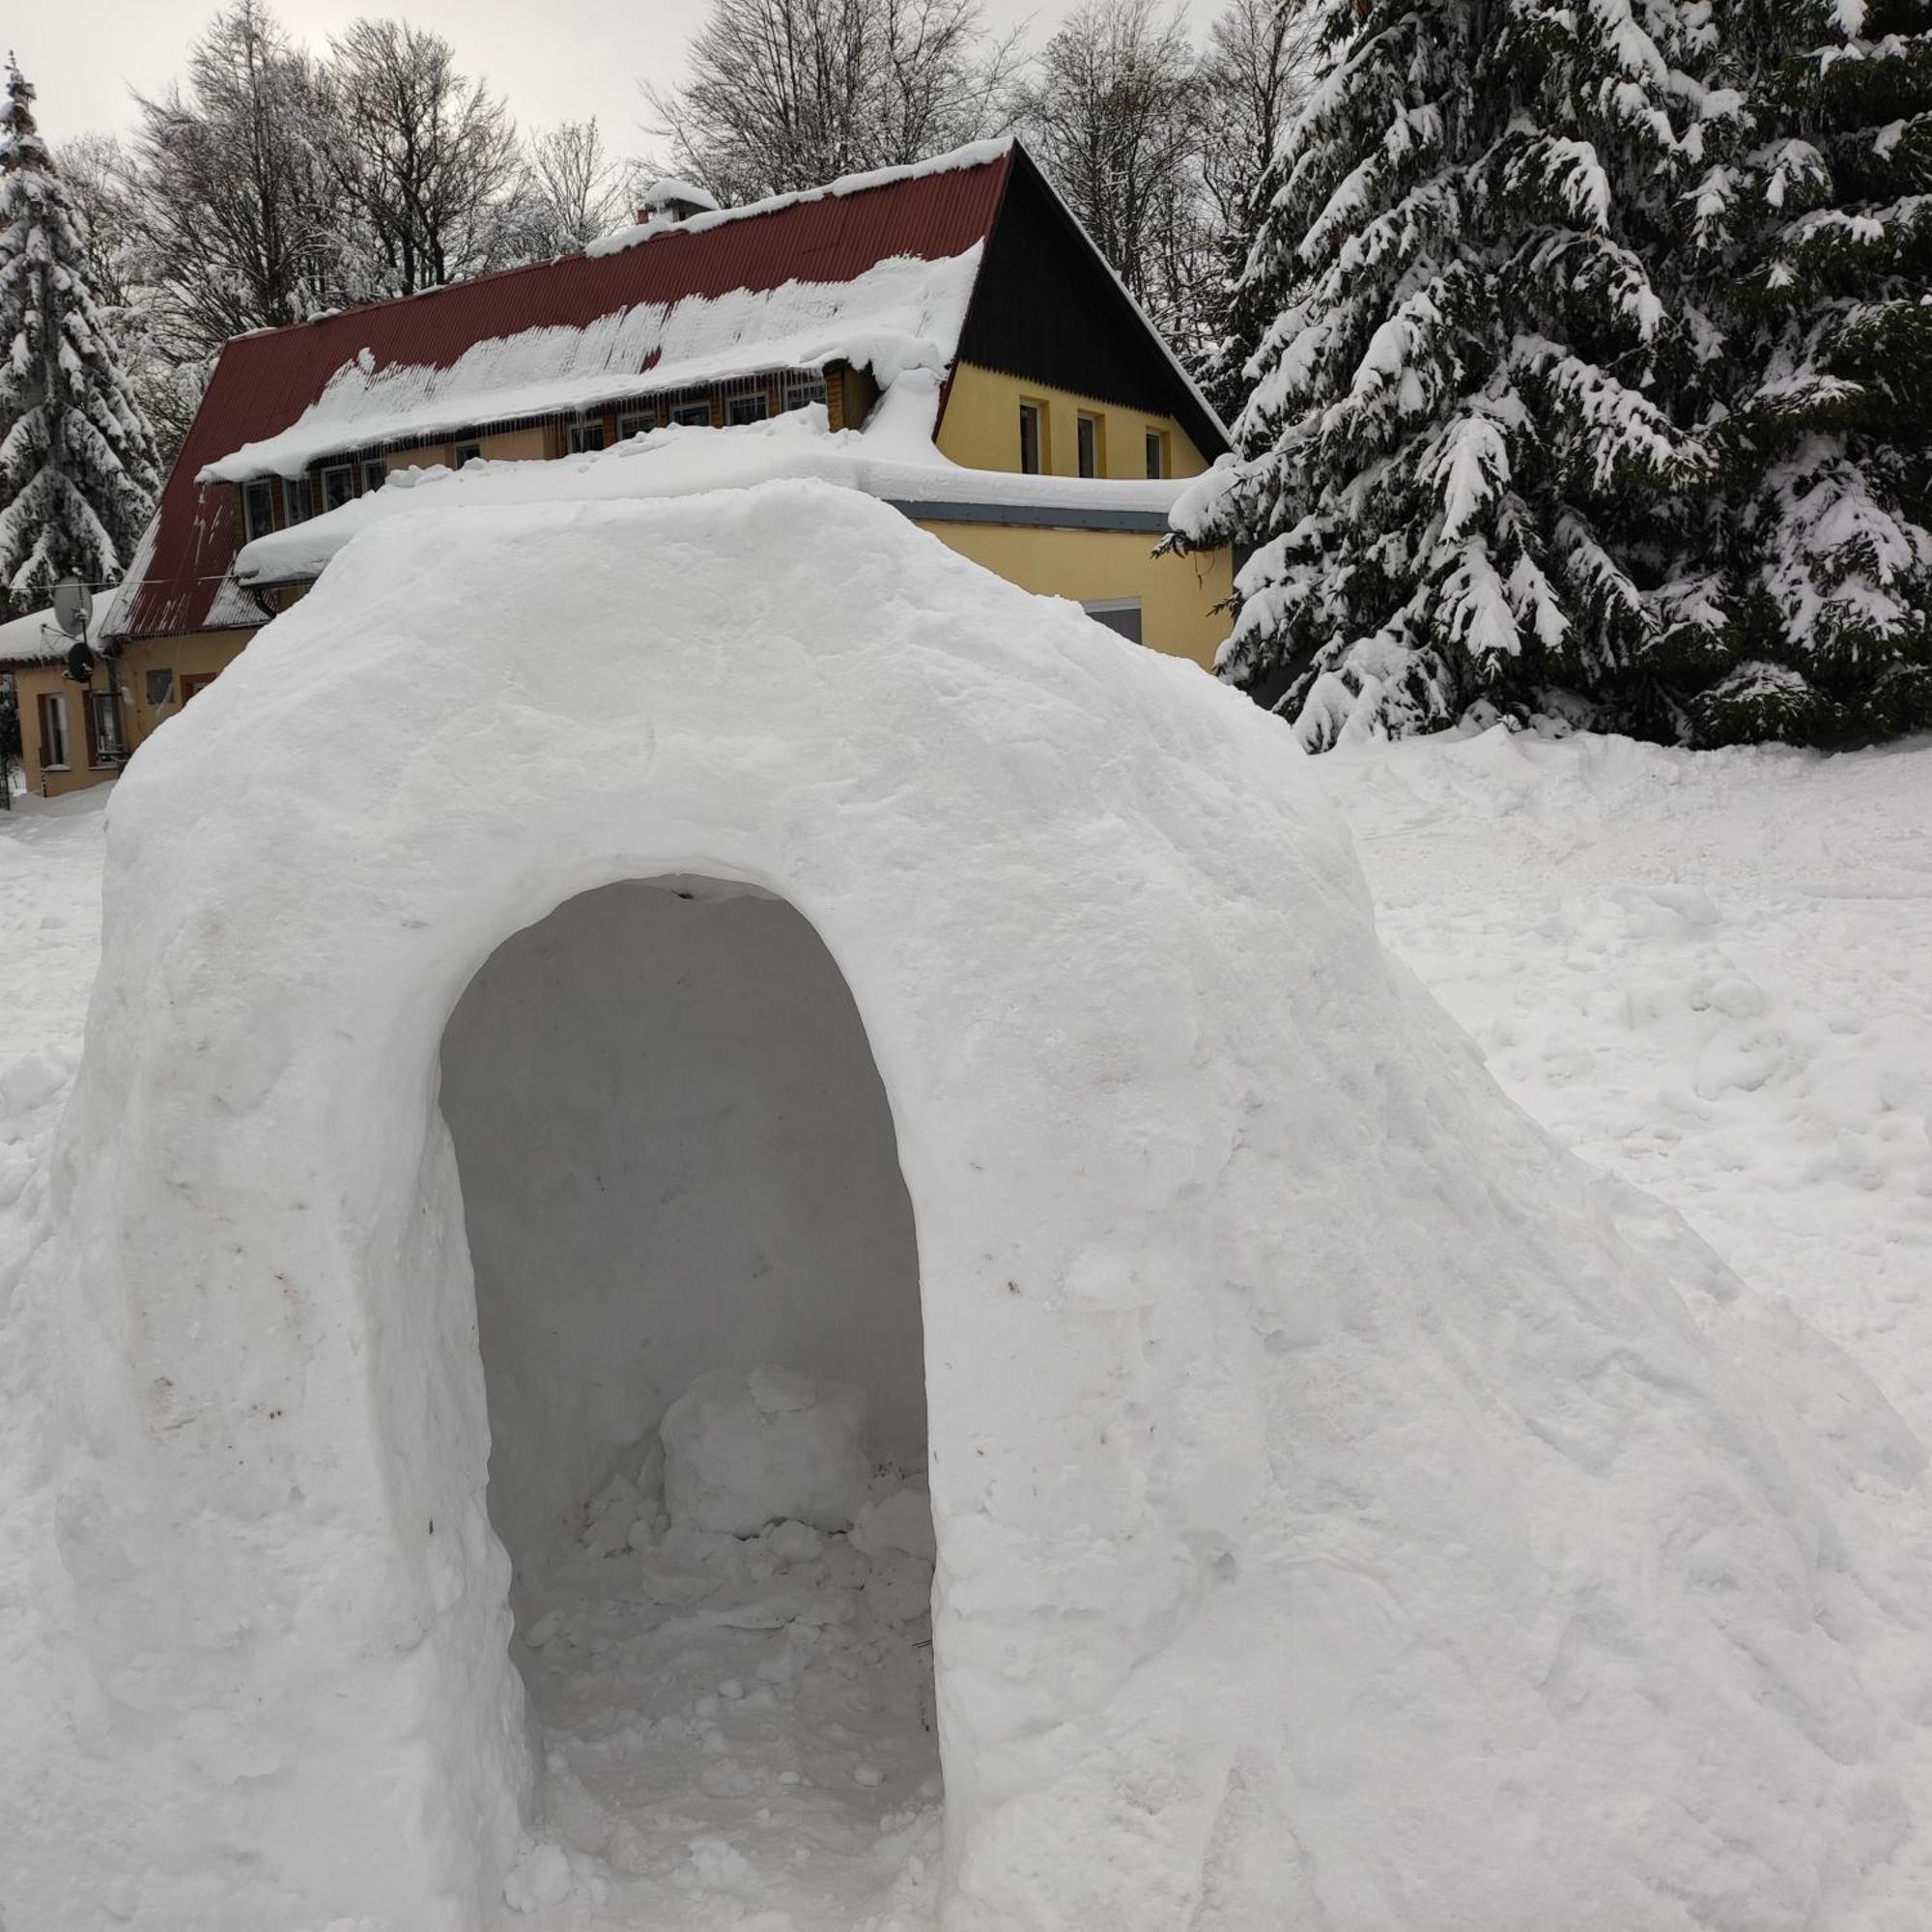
[952,145,1227,458]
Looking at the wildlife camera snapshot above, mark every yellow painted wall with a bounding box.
[936,362,1212,481]
[917,519,1231,669]
[383,422,549,481]
[11,628,257,796]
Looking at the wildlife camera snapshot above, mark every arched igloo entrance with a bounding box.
[441,876,942,1915]
[24,485,1927,1932]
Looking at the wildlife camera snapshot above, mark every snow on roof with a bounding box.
[110,140,1014,640]
[589,139,1012,261]
[201,248,984,485]
[0,601,107,665]
[230,378,1186,589]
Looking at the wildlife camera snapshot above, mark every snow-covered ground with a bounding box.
[1308,727,1932,1443]
[2,723,1929,1924]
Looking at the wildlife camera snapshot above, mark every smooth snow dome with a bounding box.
[14,480,1932,1929]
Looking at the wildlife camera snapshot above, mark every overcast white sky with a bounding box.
[27,0,1207,155]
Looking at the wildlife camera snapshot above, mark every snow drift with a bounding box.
[8,481,1932,1928]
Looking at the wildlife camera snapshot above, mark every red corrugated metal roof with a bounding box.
[112,146,1013,641]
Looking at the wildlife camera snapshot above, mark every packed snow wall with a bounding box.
[10,481,1931,1931]
[440,878,924,1581]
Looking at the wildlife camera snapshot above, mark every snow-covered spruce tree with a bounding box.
[1689,0,1932,743]
[0,59,160,610]
[1174,0,1747,746]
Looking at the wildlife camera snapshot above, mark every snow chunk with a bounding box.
[663,1367,871,1535]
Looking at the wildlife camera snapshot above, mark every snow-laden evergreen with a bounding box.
[1178,0,1930,747]
[1695,0,1932,741]
[0,61,159,610]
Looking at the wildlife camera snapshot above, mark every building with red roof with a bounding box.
[14,138,1230,797]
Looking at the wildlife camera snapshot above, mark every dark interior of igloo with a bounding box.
[438,877,943,1913]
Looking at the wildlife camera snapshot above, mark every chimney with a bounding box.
[635,178,724,226]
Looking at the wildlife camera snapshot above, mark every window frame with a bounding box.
[782,376,828,412]
[320,464,355,514]
[724,391,770,426]
[453,440,483,469]
[1018,400,1043,475]
[1145,430,1167,480]
[670,400,714,428]
[89,688,122,766]
[38,691,70,770]
[1076,412,1102,480]
[284,476,313,525]
[1081,596,1144,645]
[179,671,220,707]
[242,478,275,543]
[362,457,387,494]
[567,420,607,454]
[616,412,654,441]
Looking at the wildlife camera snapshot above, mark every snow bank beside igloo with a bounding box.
[13,480,1932,1928]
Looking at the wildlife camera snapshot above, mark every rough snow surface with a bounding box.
[5,496,1932,1927]
[1311,724,1932,1439]
[501,1410,940,1928]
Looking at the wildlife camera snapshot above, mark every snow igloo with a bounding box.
[21,481,1932,1930]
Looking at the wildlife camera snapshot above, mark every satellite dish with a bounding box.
[52,577,94,640]
[64,640,97,684]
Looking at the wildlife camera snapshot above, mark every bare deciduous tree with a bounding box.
[518,118,633,258]
[326,18,523,295]
[132,0,349,355]
[646,0,1019,204]
[1015,0,1206,351]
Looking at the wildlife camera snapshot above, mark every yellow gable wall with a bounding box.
[936,362,1213,480]
[917,520,1231,669]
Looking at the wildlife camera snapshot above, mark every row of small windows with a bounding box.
[241,374,838,542]
[1018,400,1170,480]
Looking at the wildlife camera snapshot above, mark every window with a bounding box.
[180,672,220,706]
[725,392,769,425]
[38,692,69,770]
[1076,412,1102,479]
[671,400,713,428]
[616,412,653,441]
[567,421,606,454]
[1145,430,1167,480]
[90,690,122,765]
[285,477,312,525]
[242,479,274,542]
[782,376,828,412]
[362,458,387,494]
[146,668,176,708]
[453,440,482,469]
[1018,401,1043,475]
[1081,597,1143,645]
[321,465,354,513]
